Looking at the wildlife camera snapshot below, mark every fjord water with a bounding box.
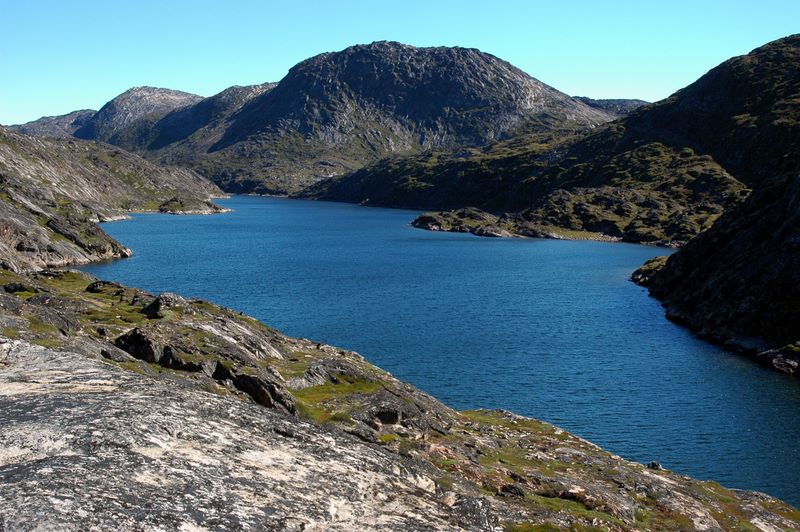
[82,195,800,505]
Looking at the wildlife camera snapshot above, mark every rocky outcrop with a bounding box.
[412,208,514,238]
[0,340,493,531]
[633,172,800,374]
[0,268,797,530]
[157,196,230,215]
[0,126,224,270]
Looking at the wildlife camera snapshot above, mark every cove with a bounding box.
[81,195,800,506]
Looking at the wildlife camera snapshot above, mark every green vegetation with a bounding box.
[523,494,623,526]
[503,523,563,532]
[30,337,63,348]
[2,327,21,339]
[292,374,382,404]
[292,373,383,424]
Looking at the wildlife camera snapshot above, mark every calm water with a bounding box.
[82,195,800,505]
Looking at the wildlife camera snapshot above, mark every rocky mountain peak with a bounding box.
[197,41,615,192]
[74,86,203,142]
[253,40,612,131]
[9,43,622,194]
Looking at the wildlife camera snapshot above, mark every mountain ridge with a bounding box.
[9,109,96,138]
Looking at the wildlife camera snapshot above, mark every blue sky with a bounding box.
[1,0,797,125]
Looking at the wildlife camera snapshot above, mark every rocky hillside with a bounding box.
[0,267,797,530]
[633,171,800,374]
[0,126,224,270]
[313,35,799,246]
[8,109,95,138]
[72,86,203,144]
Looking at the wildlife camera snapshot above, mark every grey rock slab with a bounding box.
[0,340,496,531]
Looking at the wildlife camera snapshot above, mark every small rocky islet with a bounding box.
[2,34,800,530]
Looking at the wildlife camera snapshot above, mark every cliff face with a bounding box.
[0,126,223,271]
[312,35,800,246]
[633,171,800,373]
[0,267,797,530]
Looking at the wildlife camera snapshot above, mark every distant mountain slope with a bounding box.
[633,171,800,373]
[573,97,648,117]
[312,35,799,245]
[144,83,276,153]
[73,86,203,144]
[9,110,95,138]
[0,126,223,270]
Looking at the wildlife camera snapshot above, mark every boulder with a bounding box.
[142,292,187,319]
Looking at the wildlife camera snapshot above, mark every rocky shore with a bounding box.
[632,172,800,376]
[0,266,798,530]
[411,208,625,244]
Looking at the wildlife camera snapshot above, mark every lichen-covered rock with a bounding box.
[0,340,494,531]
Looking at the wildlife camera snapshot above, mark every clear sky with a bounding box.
[1,0,797,125]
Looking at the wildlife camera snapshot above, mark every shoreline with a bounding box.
[3,198,799,525]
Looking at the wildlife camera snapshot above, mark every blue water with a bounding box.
[81,195,800,505]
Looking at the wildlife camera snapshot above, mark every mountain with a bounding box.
[573,97,648,117]
[72,86,203,144]
[0,126,223,270]
[633,171,800,373]
[312,35,800,246]
[186,41,613,193]
[9,109,95,138]
[1,41,799,526]
[615,52,800,364]
[18,42,615,195]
